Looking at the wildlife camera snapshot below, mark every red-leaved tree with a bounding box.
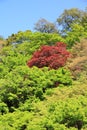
[27,42,70,69]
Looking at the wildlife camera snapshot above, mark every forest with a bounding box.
[0,8,87,130]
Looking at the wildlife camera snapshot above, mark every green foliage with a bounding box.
[0,66,72,112]
[0,94,87,129]
[48,96,87,129]
[57,8,87,33]
[0,64,9,78]
[0,102,9,115]
[0,11,87,129]
[6,30,32,45]
[0,80,87,129]
[66,24,87,48]
[0,111,34,130]
[6,31,64,46]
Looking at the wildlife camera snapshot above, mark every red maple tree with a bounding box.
[27,42,70,69]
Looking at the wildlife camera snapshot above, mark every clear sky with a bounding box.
[0,0,86,38]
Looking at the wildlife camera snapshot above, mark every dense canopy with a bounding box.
[0,7,87,130]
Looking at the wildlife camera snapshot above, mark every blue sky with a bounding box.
[0,0,86,38]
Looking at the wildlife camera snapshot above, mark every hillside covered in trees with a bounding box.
[0,8,87,130]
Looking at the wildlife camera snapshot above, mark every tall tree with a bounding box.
[81,8,87,29]
[57,8,85,33]
[34,18,58,33]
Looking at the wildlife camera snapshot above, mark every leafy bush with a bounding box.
[0,66,72,111]
[0,102,9,115]
[48,96,87,129]
[27,42,70,69]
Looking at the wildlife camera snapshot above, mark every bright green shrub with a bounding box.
[0,102,9,115]
[0,66,72,111]
[48,96,87,129]
[0,64,9,78]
